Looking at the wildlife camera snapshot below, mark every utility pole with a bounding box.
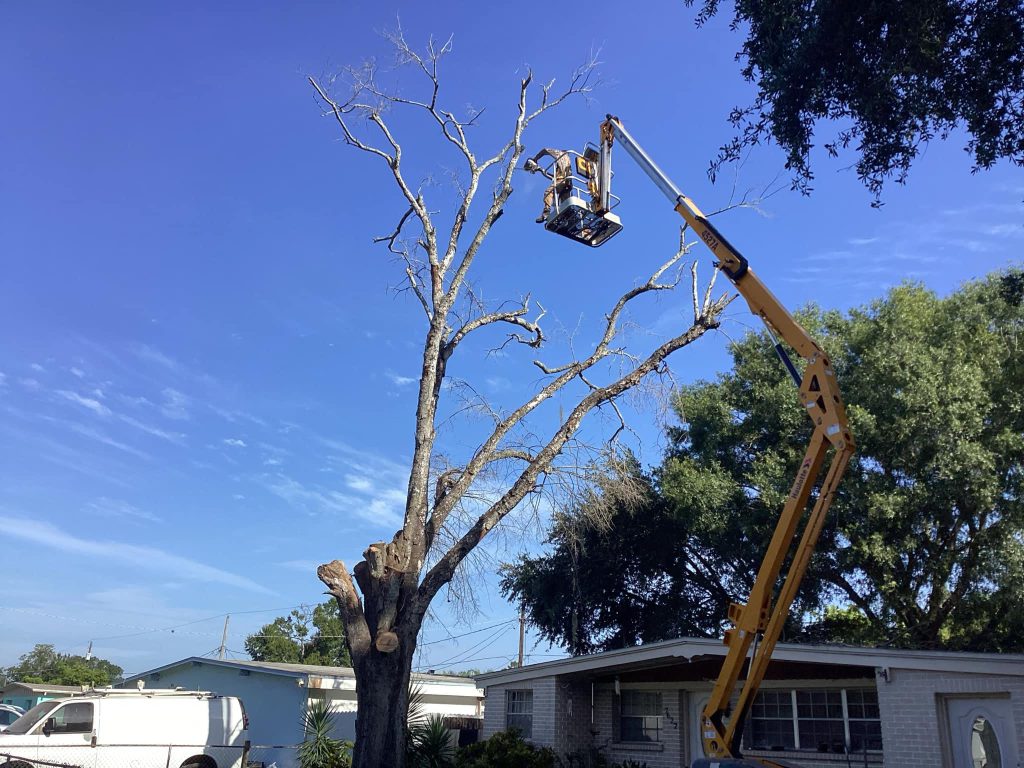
[518,606,525,668]
[218,615,230,660]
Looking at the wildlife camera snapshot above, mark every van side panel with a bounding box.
[131,662,306,747]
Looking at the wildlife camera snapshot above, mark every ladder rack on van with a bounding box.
[77,688,218,698]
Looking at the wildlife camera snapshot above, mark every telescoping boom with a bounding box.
[534,116,855,767]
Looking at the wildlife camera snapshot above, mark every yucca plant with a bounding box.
[408,713,455,768]
[299,698,352,768]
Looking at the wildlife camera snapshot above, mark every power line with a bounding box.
[418,625,513,670]
[418,618,519,647]
[88,606,302,643]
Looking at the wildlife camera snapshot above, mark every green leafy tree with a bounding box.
[4,644,122,686]
[245,601,351,666]
[687,0,1024,200]
[507,269,1024,652]
[502,458,735,655]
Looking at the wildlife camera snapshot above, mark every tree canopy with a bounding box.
[688,0,1024,200]
[504,268,1024,653]
[3,644,123,687]
[244,601,352,667]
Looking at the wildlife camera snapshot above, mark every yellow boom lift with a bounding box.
[531,116,855,767]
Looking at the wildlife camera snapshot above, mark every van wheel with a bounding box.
[1,762,35,768]
[180,757,217,768]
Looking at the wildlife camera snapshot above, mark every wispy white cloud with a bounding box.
[117,393,154,408]
[263,472,403,527]
[70,367,85,378]
[69,424,151,460]
[386,372,418,387]
[223,438,247,448]
[85,497,163,524]
[160,388,190,420]
[118,414,186,445]
[56,389,112,417]
[131,343,180,372]
[983,223,1023,237]
[0,516,272,594]
[0,372,6,387]
[30,363,45,373]
[20,378,41,391]
[211,405,267,427]
[485,376,511,391]
[345,475,373,492]
[848,237,879,246]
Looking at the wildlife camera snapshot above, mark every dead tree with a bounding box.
[309,31,732,768]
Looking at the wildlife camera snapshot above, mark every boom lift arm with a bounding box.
[564,117,856,767]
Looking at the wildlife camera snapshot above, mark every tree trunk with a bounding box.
[351,639,416,768]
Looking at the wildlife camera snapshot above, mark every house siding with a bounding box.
[877,667,1024,768]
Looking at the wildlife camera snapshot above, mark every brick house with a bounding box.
[477,637,1024,768]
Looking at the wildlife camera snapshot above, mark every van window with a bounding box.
[46,702,93,734]
[5,701,59,735]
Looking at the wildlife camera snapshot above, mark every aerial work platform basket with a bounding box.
[537,147,623,247]
[544,193,623,247]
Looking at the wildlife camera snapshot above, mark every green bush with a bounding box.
[455,729,559,768]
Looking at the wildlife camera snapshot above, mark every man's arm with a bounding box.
[524,147,555,176]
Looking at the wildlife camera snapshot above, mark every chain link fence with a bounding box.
[0,743,248,768]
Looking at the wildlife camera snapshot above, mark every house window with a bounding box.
[797,689,846,752]
[845,689,883,751]
[506,690,533,738]
[744,688,882,754]
[747,690,796,750]
[619,690,662,743]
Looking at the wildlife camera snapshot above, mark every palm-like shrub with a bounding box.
[298,699,352,768]
[408,713,456,768]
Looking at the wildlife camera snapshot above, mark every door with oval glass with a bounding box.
[947,697,1020,768]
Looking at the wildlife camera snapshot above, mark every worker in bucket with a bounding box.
[524,148,573,222]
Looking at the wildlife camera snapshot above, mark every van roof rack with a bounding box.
[76,688,217,698]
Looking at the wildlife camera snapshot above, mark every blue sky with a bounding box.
[0,0,1020,676]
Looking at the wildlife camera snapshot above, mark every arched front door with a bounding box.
[947,698,1020,768]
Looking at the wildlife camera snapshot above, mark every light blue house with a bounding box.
[0,682,86,712]
[122,657,483,768]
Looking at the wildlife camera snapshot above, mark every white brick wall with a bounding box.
[483,666,1024,768]
[877,668,1024,768]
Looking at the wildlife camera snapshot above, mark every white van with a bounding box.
[0,688,249,768]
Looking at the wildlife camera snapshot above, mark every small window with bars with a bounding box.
[505,690,533,738]
[619,690,662,743]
